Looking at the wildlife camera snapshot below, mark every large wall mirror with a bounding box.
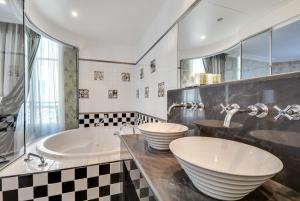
[178,0,300,88]
[0,0,79,171]
[0,0,25,169]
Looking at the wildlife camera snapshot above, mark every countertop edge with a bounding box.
[120,135,163,201]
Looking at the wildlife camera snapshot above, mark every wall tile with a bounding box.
[134,25,178,120]
[79,61,136,112]
[0,162,124,201]
[94,71,104,81]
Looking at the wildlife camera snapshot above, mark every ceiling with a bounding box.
[178,0,293,51]
[26,0,166,46]
[0,0,23,24]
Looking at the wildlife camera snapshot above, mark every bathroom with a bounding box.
[0,0,299,200]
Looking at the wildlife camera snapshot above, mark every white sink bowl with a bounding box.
[169,137,283,200]
[138,123,188,150]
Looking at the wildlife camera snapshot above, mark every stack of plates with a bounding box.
[138,123,188,150]
[170,137,283,200]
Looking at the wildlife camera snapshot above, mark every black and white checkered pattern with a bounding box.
[78,112,165,128]
[79,112,135,128]
[135,113,164,125]
[124,160,157,201]
[0,161,123,201]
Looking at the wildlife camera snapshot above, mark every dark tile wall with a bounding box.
[167,72,300,192]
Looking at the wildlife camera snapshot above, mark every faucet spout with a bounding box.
[221,103,241,128]
[167,102,205,117]
[223,107,240,127]
[221,103,269,128]
[167,103,185,116]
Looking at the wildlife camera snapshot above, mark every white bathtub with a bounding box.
[36,126,129,159]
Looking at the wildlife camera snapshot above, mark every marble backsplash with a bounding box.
[167,72,300,192]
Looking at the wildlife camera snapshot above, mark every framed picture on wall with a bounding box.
[121,72,130,82]
[140,68,144,79]
[145,87,149,98]
[150,59,156,73]
[158,82,165,97]
[108,90,118,99]
[94,71,104,80]
[79,89,89,98]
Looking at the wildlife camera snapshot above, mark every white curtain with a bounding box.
[0,23,24,103]
[26,37,65,142]
[0,22,24,155]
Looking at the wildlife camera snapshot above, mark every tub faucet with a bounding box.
[94,116,108,127]
[168,102,204,117]
[24,153,48,167]
[117,123,136,135]
[220,103,268,128]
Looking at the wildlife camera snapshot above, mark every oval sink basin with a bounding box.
[138,123,188,150]
[169,137,283,200]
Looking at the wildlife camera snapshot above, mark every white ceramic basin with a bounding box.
[138,123,188,150]
[169,137,283,200]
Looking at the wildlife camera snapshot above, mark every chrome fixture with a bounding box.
[94,116,108,127]
[220,103,268,128]
[167,102,204,117]
[24,153,48,167]
[274,105,300,120]
[121,123,136,134]
[114,123,136,135]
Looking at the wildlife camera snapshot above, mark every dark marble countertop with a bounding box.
[120,134,300,201]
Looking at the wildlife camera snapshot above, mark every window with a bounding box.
[26,37,65,142]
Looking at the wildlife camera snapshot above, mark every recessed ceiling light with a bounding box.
[71,11,78,17]
[0,0,7,5]
[200,35,206,40]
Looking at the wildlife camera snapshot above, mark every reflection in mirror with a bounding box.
[180,44,241,87]
[0,0,25,169]
[178,0,300,88]
[223,44,241,82]
[272,19,300,74]
[25,21,79,144]
[241,31,271,79]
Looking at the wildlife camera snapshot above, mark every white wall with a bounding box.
[76,0,196,117]
[79,60,136,113]
[134,25,178,120]
[79,25,178,119]
[136,0,197,59]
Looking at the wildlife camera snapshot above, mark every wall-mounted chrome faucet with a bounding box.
[274,105,300,120]
[167,102,204,117]
[220,103,268,128]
